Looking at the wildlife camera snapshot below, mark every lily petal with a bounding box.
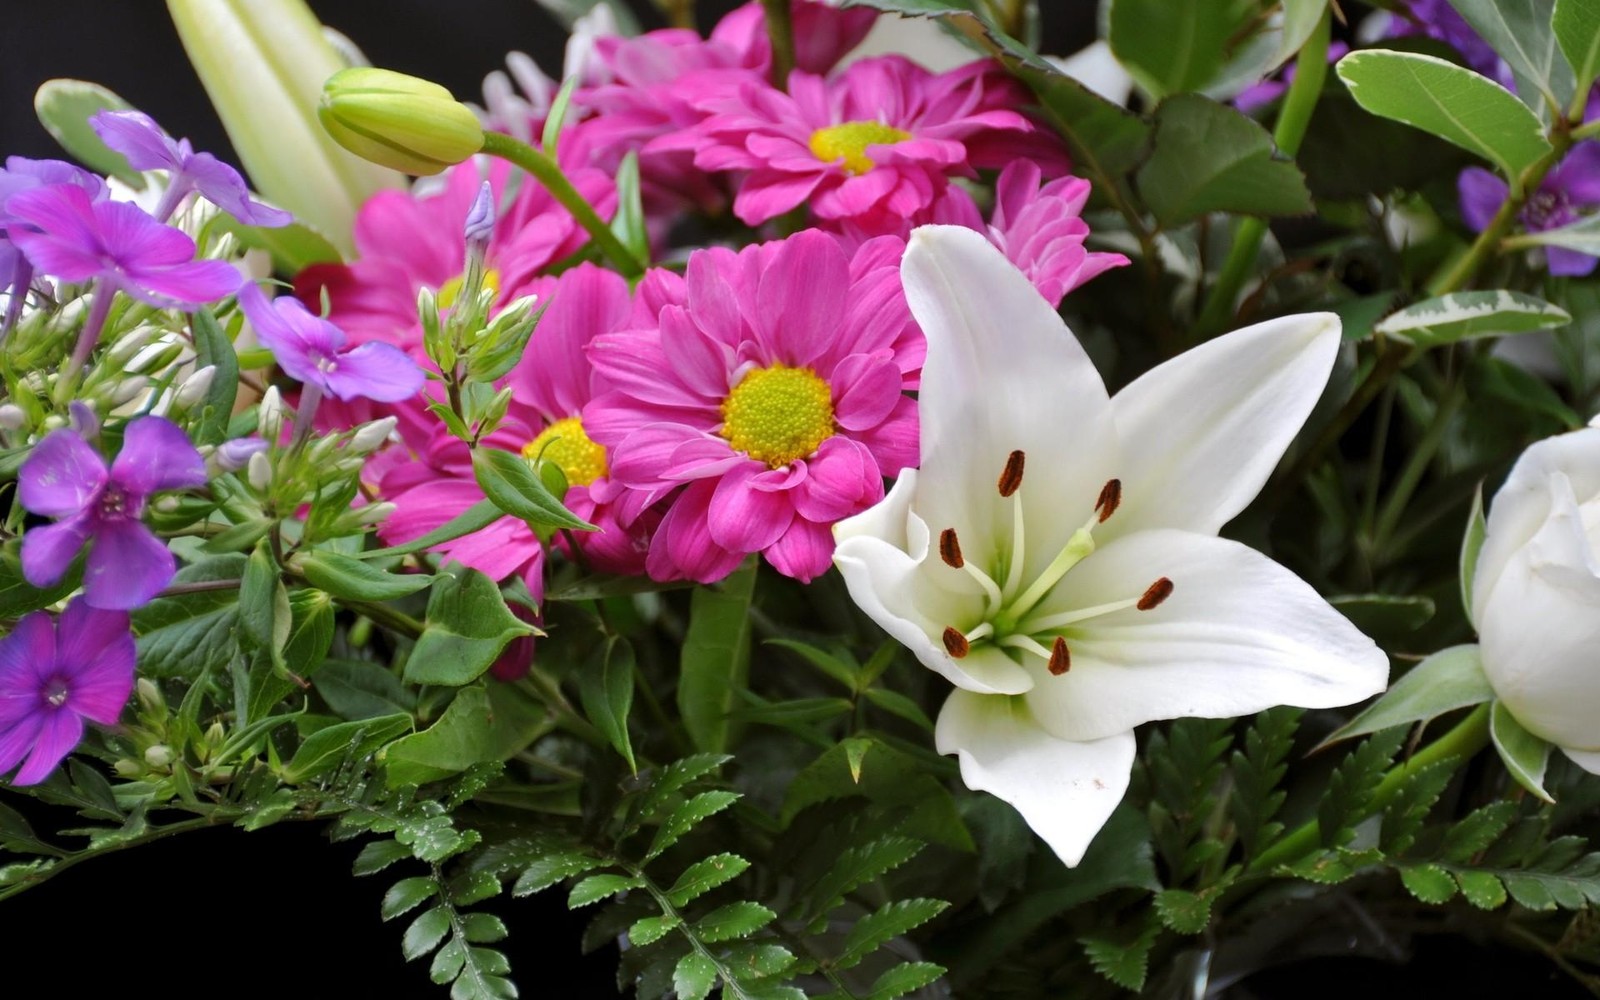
[1022,528,1390,743]
[935,689,1134,867]
[1104,311,1341,540]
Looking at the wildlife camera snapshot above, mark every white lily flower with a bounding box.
[1473,427,1600,773]
[834,226,1389,866]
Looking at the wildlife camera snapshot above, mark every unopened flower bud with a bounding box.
[68,400,100,439]
[114,759,142,778]
[351,415,398,454]
[136,677,165,714]
[173,364,217,409]
[144,744,175,768]
[340,500,397,530]
[108,375,150,407]
[204,721,226,748]
[464,181,494,254]
[247,449,273,491]
[104,325,159,366]
[319,68,485,175]
[258,385,286,441]
[0,404,23,431]
[215,436,268,473]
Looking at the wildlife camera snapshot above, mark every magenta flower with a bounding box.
[673,56,1066,231]
[90,110,291,227]
[584,230,921,583]
[20,416,206,610]
[1459,143,1600,277]
[6,183,240,307]
[709,1,877,76]
[238,282,422,403]
[0,158,107,334]
[0,599,134,786]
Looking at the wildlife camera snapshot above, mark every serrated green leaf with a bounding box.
[283,713,412,783]
[1400,863,1459,903]
[512,851,606,896]
[1374,290,1571,348]
[471,446,595,531]
[1455,869,1509,909]
[780,736,971,849]
[1381,760,1457,855]
[861,962,946,1000]
[1277,847,1385,884]
[1555,0,1600,93]
[679,562,756,754]
[1336,50,1552,182]
[1490,700,1555,803]
[298,549,431,601]
[1325,645,1491,746]
[569,873,641,908]
[695,901,776,943]
[629,913,680,946]
[634,753,732,822]
[405,568,539,686]
[724,942,796,979]
[452,870,503,906]
[383,876,439,920]
[837,899,950,970]
[1082,924,1159,993]
[1137,94,1314,226]
[33,79,143,187]
[431,938,466,984]
[647,790,741,861]
[1460,486,1487,626]
[673,952,718,1000]
[579,636,637,772]
[404,906,452,959]
[1442,801,1519,863]
[802,836,924,922]
[1230,706,1300,860]
[1154,887,1215,935]
[462,913,509,944]
[666,853,750,908]
[1318,728,1405,848]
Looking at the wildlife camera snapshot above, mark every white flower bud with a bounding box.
[247,449,273,491]
[104,325,160,366]
[351,416,398,454]
[258,385,286,441]
[144,744,175,768]
[0,404,25,430]
[107,375,151,407]
[173,364,217,409]
[136,677,165,714]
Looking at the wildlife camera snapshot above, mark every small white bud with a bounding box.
[173,365,217,409]
[351,416,398,454]
[0,404,25,430]
[352,501,397,526]
[247,450,273,492]
[143,744,175,768]
[107,375,151,407]
[104,325,160,366]
[136,677,165,713]
[154,496,182,513]
[258,385,285,441]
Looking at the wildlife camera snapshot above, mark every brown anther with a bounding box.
[942,627,971,658]
[1137,577,1174,611]
[1048,636,1071,675]
[939,528,964,568]
[1095,478,1122,523]
[997,450,1025,497]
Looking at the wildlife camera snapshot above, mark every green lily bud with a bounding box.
[319,68,484,175]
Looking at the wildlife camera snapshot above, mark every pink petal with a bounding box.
[762,516,835,582]
[830,353,905,431]
[753,230,848,365]
[647,481,745,584]
[324,342,425,402]
[707,462,795,553]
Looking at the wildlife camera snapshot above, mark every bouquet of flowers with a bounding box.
[6,0,1600,995]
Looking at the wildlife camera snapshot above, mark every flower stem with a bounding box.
[66,277,115,377]
[759,0,796,89]
[1193,10,1330,340]
[1249,704,1492,873]
[478,131,644,278]
[1370,378,1466,556]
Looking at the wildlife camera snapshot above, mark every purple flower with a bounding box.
[1459,142,1600,277]
[1234,43,1349,114]
[90,110,292,228]
[0,599,134,786]
[19,416,207,610]
[238,282,423,402]
[0,158,107,334]
[1386,0,1507,83]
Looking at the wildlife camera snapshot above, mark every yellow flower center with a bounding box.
[720,364,835,469]
[808,121,912,175]
[438,267,501,309]
[522,416,607,488]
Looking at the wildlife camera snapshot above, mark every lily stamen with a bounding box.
[997,449,1025,497]
[1048,636,1071,675]
[939,528,963,568]
[942,627,971,658]
[1095,478,1122,522]
[1137,577,1174,610]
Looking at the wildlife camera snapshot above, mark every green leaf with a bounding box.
[239,540,289,671]
[764,638,858,692]
[471,447,595,532]
[673,952,717,1000]
[1328,593,1436,637]
[665,853,750,908]
[1490,700,1555,802]
[1154,887,1216,934]
[353,839,411,876]
[1318,728,1406,848]
[1500,854,1600,909]
[33,79,143,187]
[858,962,946,1000]
[1374,290,1571,348]
[1335,50,1553,182]
[628,913,680,946]
[579,636,637,772]
[1381,761,1457,855]
[568,873,641,908]
[1276,847,1385,884]
[1136,94,1314,226]
[863,688,935,731]
[1455,869,1509,909]
[1446,0,1576,111]
[837,899,950,970]
[678,561,757,754]
[646,789,741,861]
[189,309,239,447]
[462,913,508,944]
[781,737,973,851]
[634,753,732,822]
[404,567,539,686]
[1325,645,1492,745]
[694,901,776,943]
[611,150,650,265]
[282,713,412,783]
[315,659,418,720]
[383,684,553,787]
[0,541,76,619]
[1230,707,1301,859]
[1442,800,1518,863]
[511,851,605,896]
[214,216,342,272]
[542,74,581,154]
[1400,863,1459,904]
[404,906,452,959]
[1518,212,1600,256]
[802,836,924,922]
[1555,0,1600,93]
[1107,0,1254,98]
[133,556,244,678]
[383,876,438,920]
[361,500,508,560]
[1460,486,1487,626]
[297,549,431,601]
[1082,923,1160,993]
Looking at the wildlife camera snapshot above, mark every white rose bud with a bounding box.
[247,449,273,492]
[1474,427,1600,775]
[173,364,217,409]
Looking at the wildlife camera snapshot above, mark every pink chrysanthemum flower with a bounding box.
[708,1,878,76]
[584,230,920,584]
[674,56,1067,232]
[377,264,660,601]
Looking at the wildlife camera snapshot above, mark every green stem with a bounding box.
[1370,379,1466,555]
[0,815,221,902]
[478,132,644,278]
[1250,704,1492,874]
[759,0,795,89]
[1572,118,1600,142]
[1193,10,1330,339]
[338,598,424,639]
[519,666,608,749]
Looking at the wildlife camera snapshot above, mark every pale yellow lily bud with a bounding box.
[319,68,485,175]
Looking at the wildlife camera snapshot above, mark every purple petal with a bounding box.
[19,428,107,516]
[1457,168,1507,232]
[12,709,84,785]
[82,520,175,610]
[110,416,206,496]
[56,601,134,724]
[322,342,426,402]
[96,199,194,267]
[1547,142,1600,205]
[238,281,342,381]
[1,157,107,204]
[0,612,56,706]
[89,111,183,172]
[20,515,92,589]
[122,257,241,308]
[1546,245,1600,277]
[0,715,44,779]
[184,153,293,227]
[6,185,106,281]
